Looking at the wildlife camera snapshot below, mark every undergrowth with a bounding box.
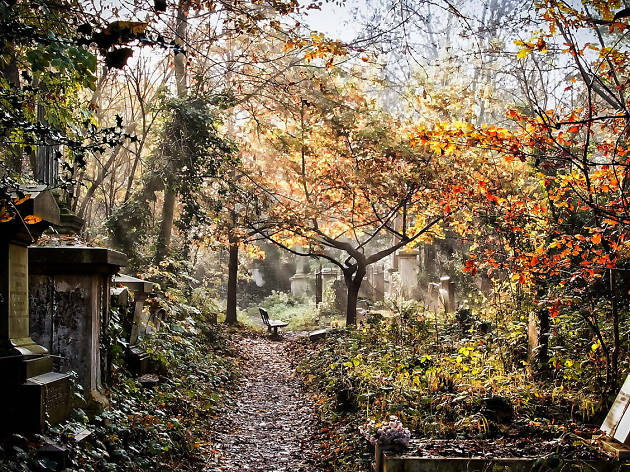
[0,306,238,472]
[293,303,623,472]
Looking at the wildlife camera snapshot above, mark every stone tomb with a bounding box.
[29,245,127,399]
[0,186,71,432]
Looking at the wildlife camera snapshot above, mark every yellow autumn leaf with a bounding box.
[517,48,531,59]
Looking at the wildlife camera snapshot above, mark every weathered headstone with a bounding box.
[427,282,442,312]
[29,245,127,401]
[358,265,374,299]
[397,251,420,299]
[321,267,339,292]
[333,279,347,314]
[113,274,153,344]
[251,265,265,288]
[0,186,71,432]
[439,276,456,313]
[602,375,630,445]
[372,266,385,301]
[111,286,130,308]
[112,274,154,376]
[315,271,323,304]
[290,256,310,297]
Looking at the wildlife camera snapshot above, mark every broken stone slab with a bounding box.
[599,437,630,460]
[66,425,92,442]
[36,440,67,472]
[308,328,336,341]
[111,286,130,307]
[137,373,160,388]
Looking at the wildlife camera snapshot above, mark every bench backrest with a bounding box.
[259,307,270,326]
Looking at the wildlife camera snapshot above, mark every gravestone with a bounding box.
[372,266,385,301]
[359,265,374,299]
[439,276,456,313]
[112,274,154,376]
[251,266,265,288]
[333,279,348,314]
[398,251,420,299]
[315,271,323,304]
[290,255,310,297]
[321,267,339,292]
[113,274,153,344]
[427,282,442,312]
[29,245,127,401]
[601,375,630,445]
[0,186,71,432]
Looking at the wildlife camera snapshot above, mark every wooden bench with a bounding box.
[259,307,288,337]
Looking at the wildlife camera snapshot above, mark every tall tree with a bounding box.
[241,74,456,325]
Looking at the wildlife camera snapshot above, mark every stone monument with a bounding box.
[358,265,374,300]
[372,266,385,301]
[397,251,420,299]
[315,270,323,305]
[321,267,339,293]
[0,186,71,432]
[112,274,154,376]
[439,276,456,313]
[290,254,309,297]
[114,274,154,344]
[29,244,127,402]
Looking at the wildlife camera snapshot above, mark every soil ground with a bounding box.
[204,332,327,472]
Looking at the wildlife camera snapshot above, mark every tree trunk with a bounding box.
[1,53,22,175]
[344,265,366,327]
[610,268,620,392]
[154,0,187,264]
[225,228,239,325]
[154,187,176,263]
[536,307,550,374]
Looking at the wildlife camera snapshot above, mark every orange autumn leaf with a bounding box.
[24,215,42,224]
[13,194,31,205]
[591,233,602,244]
[567,125,580,133]
[610,21,627,33]
[0,210,13,222]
